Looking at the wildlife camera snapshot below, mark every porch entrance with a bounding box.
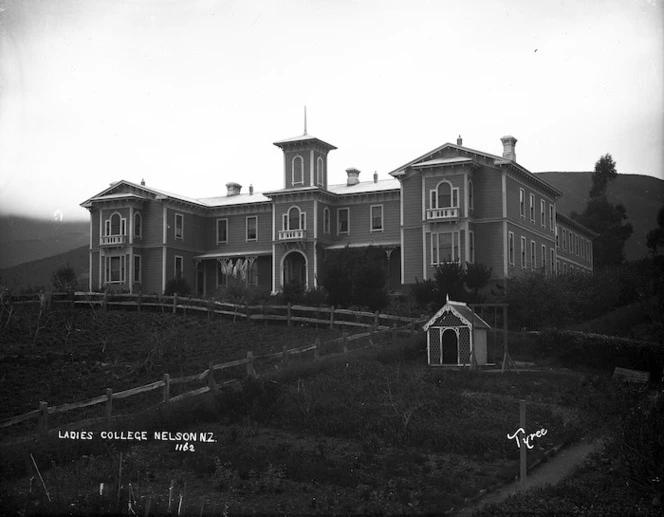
[283,251,306,288]
[442,328,459,364]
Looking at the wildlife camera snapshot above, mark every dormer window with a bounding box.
[292,156,304,185]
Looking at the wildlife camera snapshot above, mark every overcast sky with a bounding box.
[0,0,662,221]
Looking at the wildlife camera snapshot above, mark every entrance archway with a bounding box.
[283,251,307,289]
[442,328,458,364]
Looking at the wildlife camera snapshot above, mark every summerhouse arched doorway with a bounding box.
[442,328,458,364]
[283,251,307,288]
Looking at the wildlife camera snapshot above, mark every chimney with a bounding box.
[373,171,378,183]
[226,182,242,196]
[500,135,517,162]
[457,135,462,146]
[140,178,145,186]
[249,184,254,195]
[346,167,360,186]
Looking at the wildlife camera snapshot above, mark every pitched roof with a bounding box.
[328,178,400,195]
[422,299,491,331]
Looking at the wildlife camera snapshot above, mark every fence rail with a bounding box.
[0,295,425,438]
[6,291,423,331]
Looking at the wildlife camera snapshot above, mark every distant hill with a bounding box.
[536,172,664,261]
[0,245,89,292]
[0,215,89,269]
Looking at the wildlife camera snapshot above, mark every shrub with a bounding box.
[52,263,77,292]
[164,273,191,296]
[433,261,467,304]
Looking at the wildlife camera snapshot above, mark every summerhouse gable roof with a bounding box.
[422,298,491,331]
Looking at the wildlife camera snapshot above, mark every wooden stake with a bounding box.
[30,454,51,502]
[519,400,527,491]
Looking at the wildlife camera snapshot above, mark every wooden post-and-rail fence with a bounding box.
[5,291,422,331]
[0,319,424,439]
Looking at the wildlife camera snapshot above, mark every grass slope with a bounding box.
[0,245,88,292]
[536,172,664,261]
[0,215,88,269]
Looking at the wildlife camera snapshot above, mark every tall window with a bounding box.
[550,248,555,275]
[175,213,183,240]
[563,229,567,251]
[509,232,515,265]
[134,212,142,239]
[529,194,535,222]
[338,208,349,234]
[556,227,560,249]
[283,207,305,231]
[549,204,554,231]
[134,255,142,283]
[292,156,304,185]
[105,255,126,283]
[519,189,525,218]
[521,237,526,268]
[541,244,546,269]
[530,241,536,270]
[246,216,257,241]
[370,205,383,232]
[174,256,183,279]
[540,200,546,227]
[468,180,474,210]
[469,231,475,263]
[217,219,228,244]
[432,232,459,265]
[316,157,324,186]
[323,208,330,234]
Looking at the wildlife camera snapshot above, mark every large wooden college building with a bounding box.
[81,130,595,295]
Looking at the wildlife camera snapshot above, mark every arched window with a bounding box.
[110,213,121,235]
[292,156,304,185]
[134,212,142,238]
[316,157,324,186]
[323,208,330,234]
[288,207,300,230]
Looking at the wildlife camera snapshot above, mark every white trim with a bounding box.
[422,225,427,280]
[421,175,426,221]
[162,206,167,244]
[162,246,167,293]
[89,251,93,291]
[216,218,228,244]
[430,180,458,210]
[313,200,318,239]
[246,215,258,241]
[464,174,469,218]
[400,227,405,285]
[316,156,324,187]
[337,207,350,235]
[129,206,134,244]
[310,150,314,187]
[502,172,507,219]
[469,178,474,212]
[370,204,384,232]
[271,243,276,293]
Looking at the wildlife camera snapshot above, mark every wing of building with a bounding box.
[80,131,596,295]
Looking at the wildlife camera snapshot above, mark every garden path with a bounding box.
[456,437,603,516]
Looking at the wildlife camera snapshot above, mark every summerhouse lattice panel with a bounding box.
[434,310,463,327]
[459,327,471,364]
[428,330,441,364]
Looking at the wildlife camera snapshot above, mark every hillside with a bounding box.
[0,245,88,292]
[0,215,88,269]
[536,172,664,261]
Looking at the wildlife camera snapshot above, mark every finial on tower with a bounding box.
[303,106,308,135]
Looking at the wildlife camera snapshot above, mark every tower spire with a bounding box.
[303,106,308,135]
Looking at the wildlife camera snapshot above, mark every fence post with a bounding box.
[163,374,170,403]
[106,388,113,421]
[281,345,289,366]
[374,310,379,329]
[173,294,178,314]
[287,303,292,327]
[39,401,48,435]
[329,306,335,329]
[208,363,217,393]
[342,332,348,354]
[245,303,250,324]
[246,351,255,378]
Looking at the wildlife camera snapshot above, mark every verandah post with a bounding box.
[329,306,335,329]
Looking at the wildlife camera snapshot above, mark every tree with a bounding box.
[464,262,492,302]
[432,262,466,304]
[572,154,633,268]
[52,263,77,292]
[646,205,664,255]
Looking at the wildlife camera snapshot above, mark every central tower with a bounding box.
[273,130,337,190]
